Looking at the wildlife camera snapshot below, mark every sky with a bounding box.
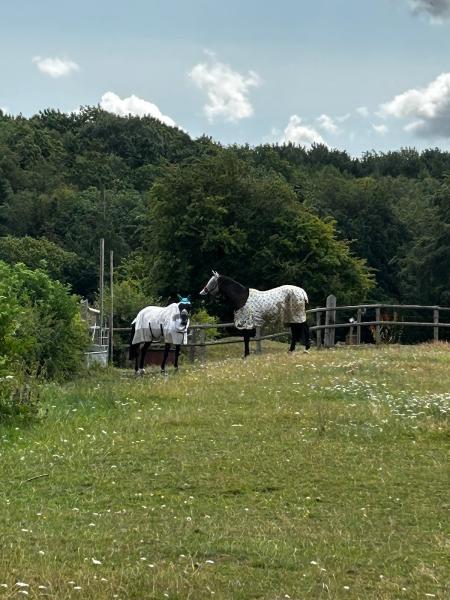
[2,0,450,156]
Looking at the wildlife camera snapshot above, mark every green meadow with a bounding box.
[0,343,449,600]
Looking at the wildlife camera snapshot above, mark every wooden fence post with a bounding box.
[375,307,381,344]
[324,295,336,348]
[356,308,362,345]
[434,308,439,342]
[189,327,197,362]
[255,326,262,354]
[199,329,206,363]
[316,310,322,349]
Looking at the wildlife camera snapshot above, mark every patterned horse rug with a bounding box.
[234,285,308,330]
[132,303,189,346]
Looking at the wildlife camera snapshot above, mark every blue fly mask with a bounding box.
[176,295,191,331]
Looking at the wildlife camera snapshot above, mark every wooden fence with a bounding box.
[112,296,450,365]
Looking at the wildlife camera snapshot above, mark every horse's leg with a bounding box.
[139,342,151,372]
[129,324,139,372]
[243,330,250,358]
[300,322,311,351]
[134,346,139,373]
[174,344,181,369]
[289,324,298,352]
[161,343,171,373]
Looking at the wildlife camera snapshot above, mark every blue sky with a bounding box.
[2,0,450,156]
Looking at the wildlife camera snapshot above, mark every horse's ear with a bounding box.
[212,270,219,277]
[177,294,182,302]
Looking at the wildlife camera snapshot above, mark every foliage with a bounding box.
[0,235,80,286]
[190,307,219,339]
[104,279,158,329]
[1,109,450,307]
[0,260,88,382]
[142,152,374,313]
[0,370,41,422]
[399,176,450,305]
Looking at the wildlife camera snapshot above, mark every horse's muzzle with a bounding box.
[199,288,208,295]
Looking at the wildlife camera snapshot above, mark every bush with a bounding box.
[0,370,41,422]
[190,307,219,340]
[0,260,89,381]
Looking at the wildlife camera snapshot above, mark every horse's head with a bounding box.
[200,270,220,297]
[177,295,191,329]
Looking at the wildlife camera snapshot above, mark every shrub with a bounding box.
[0,260,88,381]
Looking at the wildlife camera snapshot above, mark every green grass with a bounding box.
[1,343,449,599]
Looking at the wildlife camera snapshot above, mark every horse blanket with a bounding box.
[234,285,308,330]
[132,303,189,345]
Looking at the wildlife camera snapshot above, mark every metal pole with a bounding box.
[99,238,105,347]
[109,250,114,363]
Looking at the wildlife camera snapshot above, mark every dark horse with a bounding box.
[200,271,310,357]
[129,296,191,374]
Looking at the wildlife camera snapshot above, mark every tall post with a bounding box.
[375,307,381,344]
[189,327,197,363]
[109,250,114,363]
[433,308,439,342]
[99,238,105,347]
[255,326,262,354]
[199,329,206,363]
[356,308,362,345]
[324,295,336,348]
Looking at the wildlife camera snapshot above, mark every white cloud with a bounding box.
[372,124,389,135]
[408,0,450,22]
[189,58,261,122]
[316,113,339,134]
[100,92,177,127]
[279,115,327,147]
[380,72,450,137]
[356,106,369,118]
[32,56,79,78]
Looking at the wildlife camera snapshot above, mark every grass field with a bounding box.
[0,343,449,599]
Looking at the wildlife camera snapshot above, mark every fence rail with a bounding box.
[109,298,449,365]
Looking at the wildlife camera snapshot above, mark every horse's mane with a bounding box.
[218,275,249,309]
[219,275,248,291]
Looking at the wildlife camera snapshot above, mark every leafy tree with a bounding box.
[304,169,410,300]
[0,235,80,285]
[399,177,450,305]
[142,151,374,313]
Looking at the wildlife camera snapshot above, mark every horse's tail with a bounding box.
[129,323,137,360]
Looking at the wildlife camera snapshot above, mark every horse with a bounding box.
[199,271,310,357]
[129,296,191,375]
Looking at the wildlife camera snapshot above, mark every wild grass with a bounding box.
[0,343,449,599]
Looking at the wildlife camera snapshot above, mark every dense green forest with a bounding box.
[1,107,449,313]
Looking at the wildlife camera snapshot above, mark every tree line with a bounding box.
[0,107,449,326]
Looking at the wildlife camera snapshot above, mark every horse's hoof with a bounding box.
[303,349,310,354]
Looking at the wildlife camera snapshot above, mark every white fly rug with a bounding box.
[132,303,189,345]
[234,285,308,330]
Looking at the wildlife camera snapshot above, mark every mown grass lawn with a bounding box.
[0,343,449,599]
